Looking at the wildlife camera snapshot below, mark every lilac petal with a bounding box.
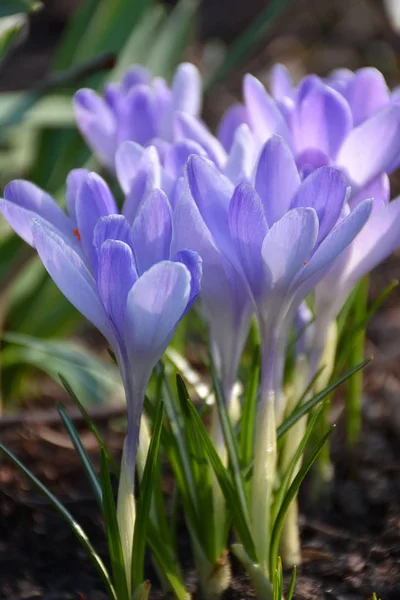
[261,208,319,295]
[224,124,255,185]
[97,240,137,335]
[124,261,190,381]
[1,180,73,246]
[93,214,135,275]
[31,219,113,343]
[164,140,206,179]
[124,85,158,145]
[349,173,390,214]
[291,166,347,243]
[186,154,234,259]
[345,197,400,284]
[326,68,354,94]
[174,112,226,168]
[120,146,161,223]
[228,182,268,298]
[66,169,90,222]
[132,189,172,274]
[336,104,400,187]
[73,89,116,169]
[295,199,373,289]
[270,64,294,101]
[121,65,151,93]
[243,74,291,144]
[115,141,145,194]
[217,104,248,152]
[76,173,118,265]
[296,148,330,179]
[171,62,202,116]
[294,82,353,158]
[343,67,390,126]
[255,135,300,226]
[172,249,202,311]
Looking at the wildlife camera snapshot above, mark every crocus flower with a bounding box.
[0,173,202,589]
[219,65,400,189]
[74,62,203,169]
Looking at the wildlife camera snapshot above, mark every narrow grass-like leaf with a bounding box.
[0,444,117,600]
[205,0,293,88]
[269,427,334,575]
[272,406,323,524]
[177,378,256,560]
[0,0,41,17]
[146,0,199,78]
[208,357,251,531]
[240,345,260,470]
[57,403,102,511]
[175,375,216,562]
[286,566,297,600]
[131,401,164,591]
[100,450,129,600]
[147,521,188,600]
[277,359,370,440]
[59,374,120,476]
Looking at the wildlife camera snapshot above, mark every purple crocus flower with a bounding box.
[218,65,400,187]
[184,136,373,415]
[0,172,201,485]
[74,62,205,170]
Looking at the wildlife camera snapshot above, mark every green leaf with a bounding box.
[57,403,103,511]
[205,0,293,88]
[175,375,216,562]
[2,332,122,408]
[59,374,120,476]
[53,0,100,69]
[131,400,164,591]
[208,356,252,529]
[286,566,296,600]
[0,13,26,61]
[277,358,370,440]
[100,450,130,600]
[147,521,188,600]
[0,443,117,600]
[240,345,260,471]
[177,376,256,560]
[0,1,41,17]
[269,427,334,575]
[146,0,199,78]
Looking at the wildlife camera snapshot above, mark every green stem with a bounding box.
[346,276,368,447]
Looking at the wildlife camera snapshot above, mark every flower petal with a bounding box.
[186,154,234,260]
[270,64,294,101]
[121,146,161,223]
[295,198,373,289]
[343,67,390,126]
[261,208,318,294]
[66,169,90,222]
[294,82,353,158]
[174,112,226,167]
[345,197,400,284]
[124,261,190,381]
[228,182,268,298]
[164,140,207,179]
[115,141,145,195]
[97,240,137,335]
[31,219,113,343]
[76,173,118,266]
[171,62,202,116]
[217,104,248,152]
[243,74,291,145]
[291,166,348,243]
[132,188,172,274]
[1,180,73,246]
[349,173,390,214]
[336,104,400,187]
[224,124,255,185]
[255,135,300,226]
[172,249,202,311]
[93,214,135,275]
[123,85,158,145]
[73,89,116,169]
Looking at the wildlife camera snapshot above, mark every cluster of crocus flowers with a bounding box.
[3,61,400,597]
